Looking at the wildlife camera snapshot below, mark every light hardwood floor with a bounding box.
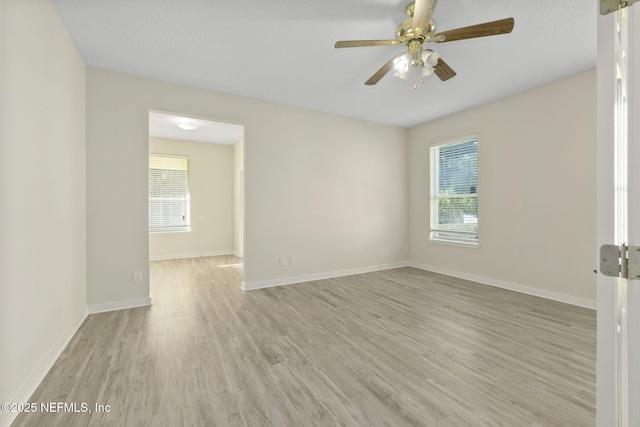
[13,256,595,426]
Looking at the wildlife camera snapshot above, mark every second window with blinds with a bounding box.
[429,135,478,245]
[149,155,191,233]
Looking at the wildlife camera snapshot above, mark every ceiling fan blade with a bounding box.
[335,40,402,48]
[434,17,514,43]
[433,58,456,81]
[412,0,438,31]
[365,53,404,85]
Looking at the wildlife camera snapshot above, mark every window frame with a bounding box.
[429,135,479,247]
[148,154,191,234]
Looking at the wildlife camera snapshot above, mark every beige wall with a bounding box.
[149,137,235,260]
[86,67,409,303]
[0,0,87,421]
[409,69,597,307]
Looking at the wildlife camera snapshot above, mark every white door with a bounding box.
[597,4,640,426]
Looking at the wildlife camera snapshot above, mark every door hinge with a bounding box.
[600,244,640,279]
[601,0,638,15]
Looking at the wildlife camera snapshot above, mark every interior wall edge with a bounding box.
[87,297,153,315]
[242,261,409,291]
[0,307,87,427]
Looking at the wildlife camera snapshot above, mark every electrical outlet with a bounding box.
[289,256,295,265]
[279,257,287,266]
[536,263,544,275]
[133,271,143,282]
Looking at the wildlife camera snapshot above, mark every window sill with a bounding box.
[429,238,479,249]
[149,229,192,236]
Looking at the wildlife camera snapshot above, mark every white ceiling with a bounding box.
[149,111,243,145]
[51,0,596,129]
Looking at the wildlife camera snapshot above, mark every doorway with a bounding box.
[147,110,245,277]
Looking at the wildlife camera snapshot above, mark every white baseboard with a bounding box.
[408,262,596,310]
[149,250,234,261]
[1,307,87,427]
[243,261,596,309]
[242,262,408,291]
[87,296,153,314]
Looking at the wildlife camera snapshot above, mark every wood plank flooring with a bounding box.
[12,256,595,426]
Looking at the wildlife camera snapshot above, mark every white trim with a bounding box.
[149,152,190,160]
[149,229,192,236]
[149,250,234,261]
[242,262,408,291]
[428,133,479,148]
[408,261,596,310]
[1,307,87,427]
[87,297,152,314]
[428,238,480,249]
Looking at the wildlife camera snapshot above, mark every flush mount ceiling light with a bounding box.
[334,0,514,88]
[177,122,199,131]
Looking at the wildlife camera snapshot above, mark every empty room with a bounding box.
[1,0,639,426]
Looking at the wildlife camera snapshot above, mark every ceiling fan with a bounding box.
[334,0,514,87]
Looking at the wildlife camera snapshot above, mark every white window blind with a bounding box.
[149,155,190,233]
[430,136,478,243]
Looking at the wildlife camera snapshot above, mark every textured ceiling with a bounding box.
[51,0,596,128]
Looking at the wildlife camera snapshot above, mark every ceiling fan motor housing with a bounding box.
[396,18,436,44]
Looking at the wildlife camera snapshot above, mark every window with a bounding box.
[149,155,190,233]
[429,135,478,244]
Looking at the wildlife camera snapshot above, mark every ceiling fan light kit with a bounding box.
[334,0,515,88]
[393,48,440,90]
